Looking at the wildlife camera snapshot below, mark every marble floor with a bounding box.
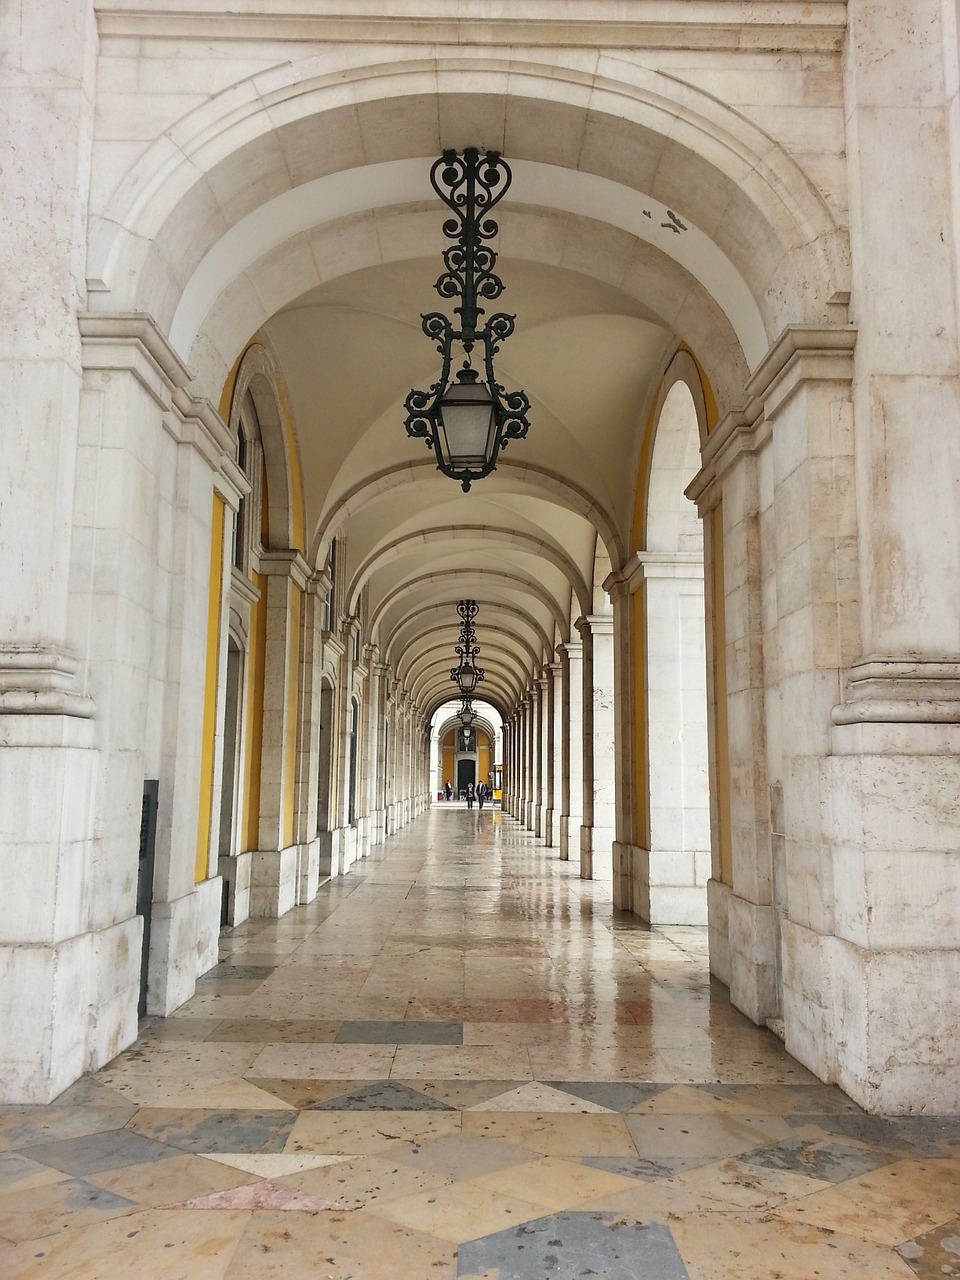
[2,807,959,1279]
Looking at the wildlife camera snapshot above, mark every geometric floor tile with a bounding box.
[581,1153,714,1182]
[456,1211,689,1278]
[172,1180,347,1211]
[311,1080,456,1110]
[203,1152,350,1176]
[545,1082,671,1112]
[468,1082,614,1113]
[740,1135,897,1184]
[125,1108,297,1154]
[897,1217,960,1277]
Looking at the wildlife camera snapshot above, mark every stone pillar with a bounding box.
[559,639,583,862]
[543,663,561,847]
[289,570,329,905]
[831,7,960,1105]
[0,0,101,1103]
[578,615,616,882]
[605,575,638,912]
[527,696,542,834]
[530,683,543,834]
[633,553,709,924]
[385,681,399,836]
[514,711,522,819]
[251,550,309,916]
[372,663,390,844]
[535,672,550,839]
[358,644,379,856]
[692,410,775,1025]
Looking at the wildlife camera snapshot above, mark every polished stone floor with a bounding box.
[1,806,959,1278]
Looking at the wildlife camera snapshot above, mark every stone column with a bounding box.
[529,683,543,834]
[386,681,400,836]
[290,570,329,904]
[514,711,522,819]
[250,550,309,916]
[578,615,616,882]
[543,663,561,847]
[0,0,101,1103]
[358,643,379,856]
[820,2,960,1112]
[690,409,775,1026]
[332,616,359,871]
[372,663,390,844]
[630,553,709,924]
[559,639,583,862]
[527,696,542,834]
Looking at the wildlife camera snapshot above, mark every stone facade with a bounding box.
[1,0,958,1114]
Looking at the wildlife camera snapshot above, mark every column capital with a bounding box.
[621,550,705,593]
[306,568,333,597]
[687,325,857,511]
[577,614,614,638]
[259,548,312,590]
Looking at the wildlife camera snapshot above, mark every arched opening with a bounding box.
[643,377,710,924]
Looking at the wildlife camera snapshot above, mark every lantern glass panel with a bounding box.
[438,375,496,470]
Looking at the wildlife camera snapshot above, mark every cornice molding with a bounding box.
[95,2,847,52]
[686,325,857,511]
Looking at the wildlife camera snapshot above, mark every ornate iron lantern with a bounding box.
[405,148,531,492]
[451,599,485,699]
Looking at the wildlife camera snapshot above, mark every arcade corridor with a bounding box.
[0,807,957,1278]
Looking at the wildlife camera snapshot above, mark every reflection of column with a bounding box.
[579,615,616,882]
[544,663,561,847]
[560,639,583,862]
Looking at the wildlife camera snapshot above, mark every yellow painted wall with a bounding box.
[441,745,455,789]
[195,494,225,883]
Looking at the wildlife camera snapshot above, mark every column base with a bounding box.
[583,824,615,882]
[317,830,335,878]
[782,920,960,1115]
[0,916,141,1104]
[250,846,298,917]
[147,889,202,1015]
[297,838,321,905]
[218,851,252,926]
[543,807,555,847]
[340,824,359,873]
[194,876,222,977]
[579,825,593,879]
[707,879,732,987]
[728,892,779,1025]
[559,814,580,862]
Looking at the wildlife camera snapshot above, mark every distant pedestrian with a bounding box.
[477,780,487,810]
[444,780,453,801]
[465,782,475,810]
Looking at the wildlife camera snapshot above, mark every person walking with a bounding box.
[477,780,487,810]
[444,780,452,801]
[465,782,475,810]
